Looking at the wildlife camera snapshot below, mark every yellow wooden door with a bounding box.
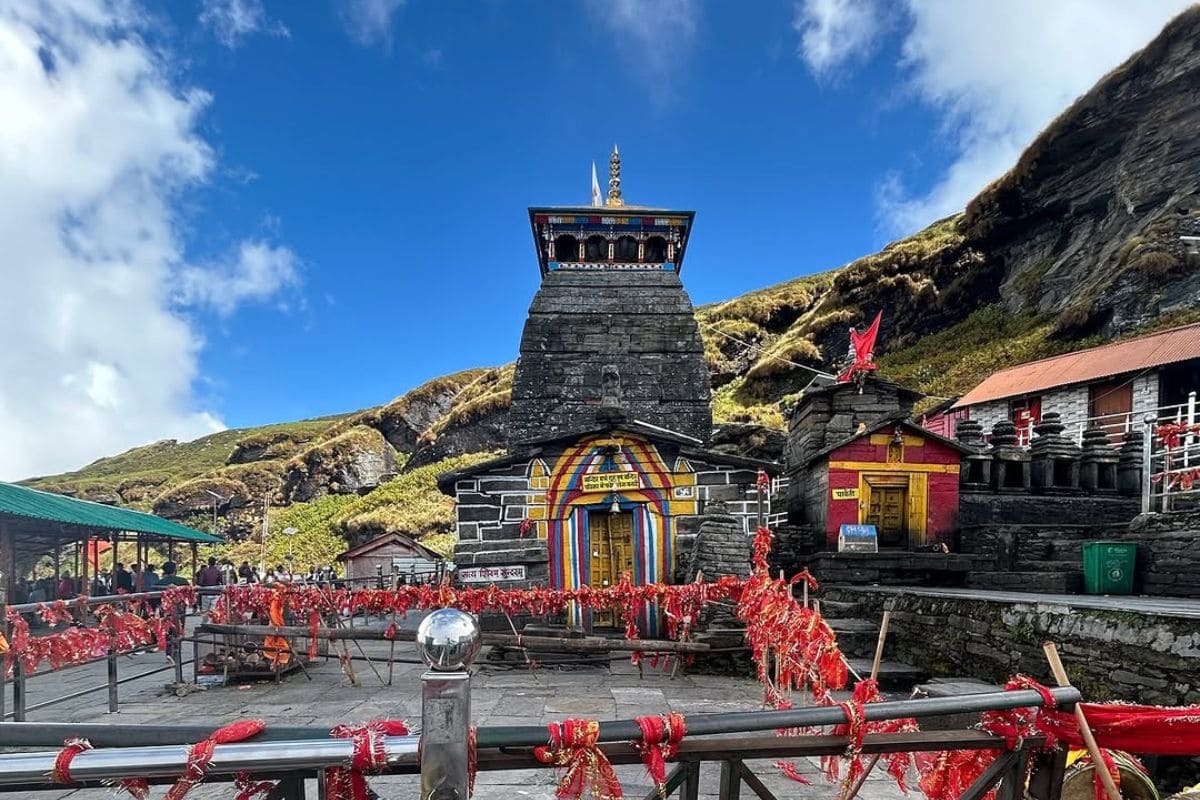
[589,512,634,627]
[866,487,907,547]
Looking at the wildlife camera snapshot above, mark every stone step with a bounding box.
[817,599,863,617]
[846,658,928,690]
[826,617,882,659]
[965,570,1084,593]
[915,677,1005,730]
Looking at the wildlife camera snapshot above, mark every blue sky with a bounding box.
[174,2,940,426]
[0,0,1191,478]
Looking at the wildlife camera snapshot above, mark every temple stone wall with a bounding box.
[508,270,712,445]
[451,463,550,589]
[827,586,1200,707]
[959,513,1200,598]
[958,493,1140,526]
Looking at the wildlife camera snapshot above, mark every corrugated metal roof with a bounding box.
[0,482,221,542]
[954,322,1200,408]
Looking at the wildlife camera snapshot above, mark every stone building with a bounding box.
[439,150,777,630]
[785,377,966,548]
[951,321,1200,443]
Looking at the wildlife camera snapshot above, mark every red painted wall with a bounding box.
[822,425,960,547]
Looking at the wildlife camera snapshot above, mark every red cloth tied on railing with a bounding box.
[164,719,266,800]
[533,718,623,800]
[325,719,409,800]
[234,771,278,800]
[50,737,93,785]
[633,712,686,794]
[820,678,920,792]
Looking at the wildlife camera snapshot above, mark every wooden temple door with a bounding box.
[866,486,908,547]
[589,511,635,628]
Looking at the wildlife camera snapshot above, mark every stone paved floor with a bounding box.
[7,616,913,800]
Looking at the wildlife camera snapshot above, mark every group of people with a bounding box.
[11,557,344,608]
[11,560,191,605]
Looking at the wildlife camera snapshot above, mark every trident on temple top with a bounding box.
[606,145,623,207]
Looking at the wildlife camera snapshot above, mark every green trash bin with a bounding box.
[1082,541,1137,595]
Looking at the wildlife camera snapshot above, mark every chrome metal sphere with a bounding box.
[415,608,482,671]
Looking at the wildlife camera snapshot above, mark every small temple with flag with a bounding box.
[439,148,778,630]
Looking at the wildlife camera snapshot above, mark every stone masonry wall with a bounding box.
[828,587,1200,707]
[451,463,549,589]
[959,493,1140,526]
[508,270,712,446]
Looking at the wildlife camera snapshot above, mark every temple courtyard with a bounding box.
[14,615,915,800]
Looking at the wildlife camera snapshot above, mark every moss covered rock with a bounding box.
[283,425,396,503]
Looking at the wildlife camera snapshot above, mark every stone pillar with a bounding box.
[686,502,750,636]
[990,420,1031,492]
[1079,426,1120,494]
[1029,412,1081,493]
[955,418,991,490]
[1117,429,1144,496]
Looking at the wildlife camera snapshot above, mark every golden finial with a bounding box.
[606,145,623,207]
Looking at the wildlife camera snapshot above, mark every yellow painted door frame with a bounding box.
[856,472,927,548]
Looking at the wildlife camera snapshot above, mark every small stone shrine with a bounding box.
[1028,412,1081,493]
[439,151,778,632]
[1079,426,1120,494]
[954,418,992,490]
[785,377,968,549]
[988,419,1031,492]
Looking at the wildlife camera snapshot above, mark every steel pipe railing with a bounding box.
[0,734,421,785]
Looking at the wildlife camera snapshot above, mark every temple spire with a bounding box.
[606,145,623,207]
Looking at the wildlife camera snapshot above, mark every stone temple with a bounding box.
[439,149,775,631]
[508,148,712,445]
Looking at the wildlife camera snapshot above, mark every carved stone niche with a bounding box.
[990,419,1031,493]
[1080,426,1120,494]
[955,418,991,491]
[1029,412,1081,493]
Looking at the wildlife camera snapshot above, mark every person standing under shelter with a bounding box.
[115,562,133,593]
[196,557,222,610]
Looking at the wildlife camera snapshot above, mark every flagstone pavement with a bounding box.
[10,617,913,800]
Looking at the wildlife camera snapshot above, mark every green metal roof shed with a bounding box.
[0,482,220,583]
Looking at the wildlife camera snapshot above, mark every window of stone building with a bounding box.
[585,235,607,261]
[552,234,578,262]
[644,235,668,263]
[615,235,639,262]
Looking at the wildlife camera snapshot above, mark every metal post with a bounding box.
[1141,415,1154,514]
[173,609,185,686]
[107,645,119,713]
[718,760,742,800]
[12,660,26,722]
[417,609,481,800]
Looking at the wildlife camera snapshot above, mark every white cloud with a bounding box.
[879,0,1196,235]
[794,0,1196,235]
[0,0,298,480]
[199,0,289,48]
[177,241,300,317]
[794,0,880,76]
[588,0,699,104]
[336,0,405,49]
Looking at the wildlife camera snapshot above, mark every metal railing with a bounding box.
[0,608,1081,800]
[995,392,1197,449]
[0,589,201,721]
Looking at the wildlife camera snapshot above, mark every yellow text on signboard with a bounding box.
[581,472,642,493]
[831,487,859,500]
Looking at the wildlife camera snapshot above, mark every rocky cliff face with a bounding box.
[964,8,1200,334]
